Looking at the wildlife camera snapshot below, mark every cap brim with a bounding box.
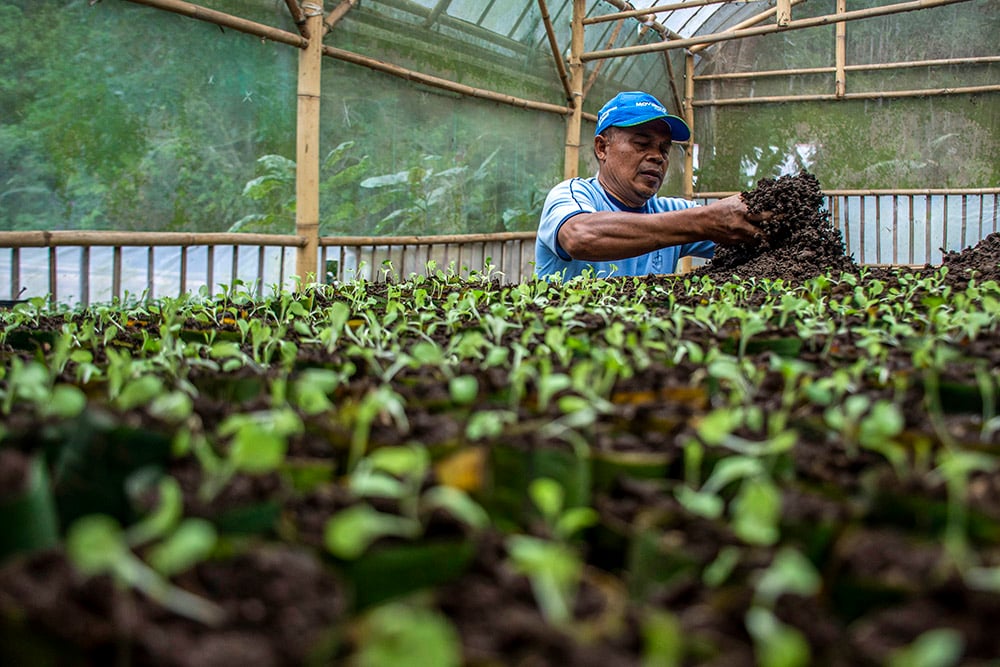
[606,113,691,143]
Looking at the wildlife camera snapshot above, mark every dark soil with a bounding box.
[0,546,345,667]
[942,231,1000,287]
[696,171,858,282]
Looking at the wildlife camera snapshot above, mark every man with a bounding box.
[535,91,765,280]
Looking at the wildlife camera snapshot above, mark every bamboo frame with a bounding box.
[585,0,736,25]
[585,0,968,60]
[284,0,308,37]
[692,84,1000,106]
[688,0,808,55]
[295,5,324,283]
[538,0,575,106]
[323,0,357,35]
[835,0,846,97]
[320,44,579,118]
[776,0,792,26]
[564,0,587,180]
[83,0,996,286]
[694,56,1000,81]
[127,0,306,48]
[0,231,306,248]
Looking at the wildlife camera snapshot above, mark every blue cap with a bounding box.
[595,91,691,142]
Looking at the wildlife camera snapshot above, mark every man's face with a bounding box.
[594,121,673,208]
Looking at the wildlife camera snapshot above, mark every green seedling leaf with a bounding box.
[704,545,742,588]
[754,547,822,607]
[745,606,811,667]
[697,408,743,446]
[41,384,87,419]
[116,375,165,411]
[354,602,462,667]
[66,514,128,576]
[323,505,421,560]
[641,609,683,667]
[146,518,218,578]
[350,469,405,499]
[448,375,479,406]
[529,478,564,524]
[127,476,184,546]
[230,430,286,474]
[858,400,904,446]
[887,628,964,667]
[367,445,430,479]
[506,534,582,625]
[674,485,724,520]
[421,486,490,531]
[147,390,194,423]
[702,456,764,495]
[732,478,781,546]
[293,368,345,414]
[537,373,572,411]
[465,410,516,440]
[554,506,599,540]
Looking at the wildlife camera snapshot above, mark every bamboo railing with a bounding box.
[3,190,997,306]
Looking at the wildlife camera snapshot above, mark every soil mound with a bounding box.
[695,171,857,282]
[942,231,1000,285]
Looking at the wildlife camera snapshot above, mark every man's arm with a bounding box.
[558,194,763,262]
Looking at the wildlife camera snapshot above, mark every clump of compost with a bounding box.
[695,171,857,282]
[942,231,1000,286]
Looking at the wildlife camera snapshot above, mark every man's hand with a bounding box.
[699,194,769,245]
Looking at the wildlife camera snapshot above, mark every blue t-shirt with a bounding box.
[535,176,715,280]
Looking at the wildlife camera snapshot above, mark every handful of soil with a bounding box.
[696,171,857,282]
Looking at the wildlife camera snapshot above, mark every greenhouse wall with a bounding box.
[691,0,999,192]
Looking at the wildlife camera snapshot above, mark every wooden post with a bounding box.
[296,2,324,284]
[679,52,696,275]
[564,0,586,179]
[835,0,846,98]
[776,0,792,26]
[683,52,695,201]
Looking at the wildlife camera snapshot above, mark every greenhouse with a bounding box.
[1,1,999,665]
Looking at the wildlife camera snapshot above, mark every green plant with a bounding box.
[65,473,221,625]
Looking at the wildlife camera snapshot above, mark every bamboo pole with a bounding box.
[538,0,575,106]
[285,0,308,37]
[689,0,808,54]
[835,0,846,97]
[599,0,684,41]
[296,3,324,283]
[587,0,964,60]
[683,53,695,201]
[323,0,357,35]
[320,45,579,118]
[564,0,587,180]
[695,56,1000,80]
[776,0,792,26]
[584,0,736,25]
[583,19,624,98]
[423,0,453,28]
[691,83,1000,106]
[125,0,306,48]
[0,231,307,248]
[318,231,536,246]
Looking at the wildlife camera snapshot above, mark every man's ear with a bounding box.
[594,133,609,161]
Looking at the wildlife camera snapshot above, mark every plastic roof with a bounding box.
[324,0,799,96]
[407,0,768,45]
